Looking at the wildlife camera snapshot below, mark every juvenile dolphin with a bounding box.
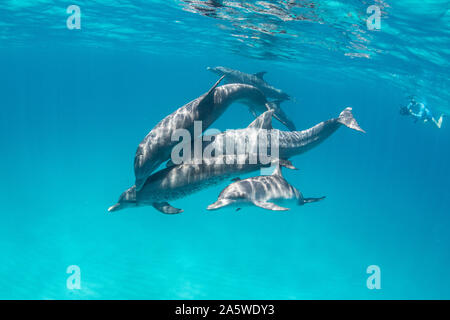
[108,156,296,214]
[170,107,364,165]
[207,165,325,211]
[134,77,293,191]
[207,66,291,101]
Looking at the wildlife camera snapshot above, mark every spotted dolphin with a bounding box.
[169,107,364,166]
[134,77,294,191]
[207,66,291,101]
[108,156,296,214]
[207,66,296,130]
[207,164,325,211]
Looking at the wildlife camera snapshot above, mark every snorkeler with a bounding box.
[400,97,444,128]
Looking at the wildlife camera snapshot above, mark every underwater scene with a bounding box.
[0,0,449,299]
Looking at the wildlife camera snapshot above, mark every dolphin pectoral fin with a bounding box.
[278,159,298,171]
[266,100,296,131]
[254,71,267,79]
[253,201,289,211]
[272,112,295,131]
[152,202,183,214]
[299,196,326,205]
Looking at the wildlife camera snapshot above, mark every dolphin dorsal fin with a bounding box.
[272,159,298,176]
[254,71,267,79]
[272,165,283,177]
[247,110,274,129]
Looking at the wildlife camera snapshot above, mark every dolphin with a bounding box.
[207,66,291,102]
[108,156,296,214]
[134,77,294,191]
[207,164,325,211]
[169,107,364,166]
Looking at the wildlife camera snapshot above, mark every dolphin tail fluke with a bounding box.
[266,100,297,131]
[299,196,326,206]
[337,107,365,133]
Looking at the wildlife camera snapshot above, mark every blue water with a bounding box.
[0,1,449,299]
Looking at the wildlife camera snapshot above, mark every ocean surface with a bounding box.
[0,0,449,299]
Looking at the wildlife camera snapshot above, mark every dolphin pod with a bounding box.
[207,164,326,211]
[109,107,364,213]
[134,76,295,191]
[109,67,365,214]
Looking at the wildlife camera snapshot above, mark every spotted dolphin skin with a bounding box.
[133,76,294,191]
[207,164,325,211]
[207,66,291,101]
[108,156,296,214]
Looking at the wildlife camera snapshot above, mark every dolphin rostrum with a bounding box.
[207,66,291,102]
[134,77,294,191]
[109,156,296,214]
[207,164,325,211]
[170,107,365,165]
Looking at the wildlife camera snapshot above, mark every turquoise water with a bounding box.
[0,1,449,299]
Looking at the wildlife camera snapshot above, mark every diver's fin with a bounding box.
[231,177,241,182]
[254,71,267,79]
[299,196,326,205]
[337,107,365,133]
[253,201,289,211]
[152,202,183,214]
[266,100,296,131]
[247,110,274,129]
